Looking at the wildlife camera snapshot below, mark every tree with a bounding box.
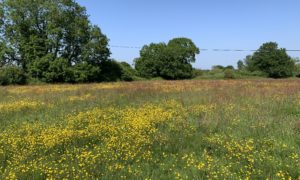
[0,0,110,83]
[119,62,137,81]
[245,42,295,78]
[243,55,256,72]
[135,38,199,80]
[224,69,235,79]
[98,60,122,82]
[293,57,300,77]
[237,60,245,70]
[225,65,234,70]
[212,65,225,70]
[134,43,166,78]
[0,66,27,85]
[44,58,75,83]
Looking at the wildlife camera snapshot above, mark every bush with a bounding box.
[44,58,75,83]
[99,60,122,82]
[224,69,235,79]
[119,62,137,81]
[209,67,224,75]
[192,68,203,77]
[294,62,300,78]
[212,65,225,70]
[99,61,138,82]
[0,66,27,85]
[28,55,51,81]
[73,63,101,83]
[225,65,235,70]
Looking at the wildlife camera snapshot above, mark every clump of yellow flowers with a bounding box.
[0,80,299,179]
[0,100,195,179]
[0,99,44,112]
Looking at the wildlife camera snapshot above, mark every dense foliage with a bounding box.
[135,38,200,80]
[0,0,299,84]
[244,42,295,78]
[237,60,245,70]
[99,61,137,82]
[0,0,113,84]
[0,66,26,85]
[293,58,300,77]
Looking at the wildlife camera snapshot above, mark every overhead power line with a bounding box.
[110,45,300,52]
[110,45,142,49]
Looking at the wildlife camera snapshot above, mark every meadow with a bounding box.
[0,80,299,179]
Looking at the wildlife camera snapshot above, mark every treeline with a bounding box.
[201,42,300,79]
[0,0,299,85]
[0,0,138,85]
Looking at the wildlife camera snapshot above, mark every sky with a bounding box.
[77,0,300,69]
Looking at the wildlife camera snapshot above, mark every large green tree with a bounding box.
[135,43,166,78]
[135,38,199,80]
[0,0,110,83]
[245,42,295,78]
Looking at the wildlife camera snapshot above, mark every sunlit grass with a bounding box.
[0,80,299,179]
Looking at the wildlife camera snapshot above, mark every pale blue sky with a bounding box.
[77,0,300,69]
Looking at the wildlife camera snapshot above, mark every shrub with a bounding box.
[212,65,225,70]
[0,66,27,85]
[239,70,267,77]
[225,65,235,70]
[192,68,203,77]
[44,58,74,83]
[27,54,51,81]
[119,62,137,81]
[99,60,122,82]
[73,63,101,83]
[224,69,235,79]
[210,67,223,75]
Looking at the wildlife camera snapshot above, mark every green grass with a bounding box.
[0,80,299,179]
[193,70,269,80]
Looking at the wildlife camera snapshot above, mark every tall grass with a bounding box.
[0,80,299,179]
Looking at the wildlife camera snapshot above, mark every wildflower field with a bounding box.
[0,80,299,179]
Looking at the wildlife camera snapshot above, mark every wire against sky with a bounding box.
[110,45,300,52]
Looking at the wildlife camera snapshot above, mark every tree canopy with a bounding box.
[0,0,111,83]
[244,42,295,78]
[135,38,199,80]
